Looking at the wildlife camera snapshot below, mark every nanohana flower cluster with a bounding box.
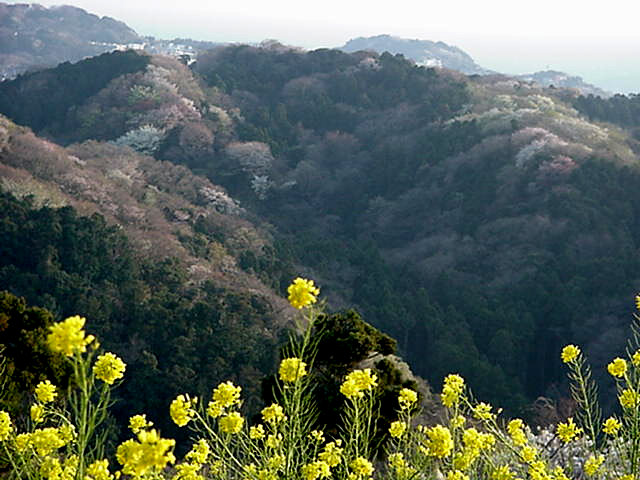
[5,283,640,480]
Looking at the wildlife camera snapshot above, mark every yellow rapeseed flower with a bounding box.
[636,294,640,310]
[519,445,537,463]
[219,412,244,434]
[58,423,76,444]
[389,421,407,438]
[633,350,640,367]
[441,374,465,407]
[265,433,282,449]
[447,470,469,480]
[350,457,374,478]
[35,380,57,403]
[340,369,378,399]
[207,400,224,418]
[608,357,628,378]
[451,415,466,428]
[584,455,605,476]
[116,429,176,477]
[250,424,265,440]
[15,433,31,452]
[491,465,515,480]
[31,404,45,424]
[30,427,66,456]
[556,417,582,443]
[279,357,308,382]
[620,475,636,480]
[561,345,580,363]
[507,419,527,446]
[129,414,152,434]
[424,425,454,458]
[287,277,320,309]
[0,411,12,441]
[318,440,343,467]
[603,417,622,435]
[473,402,494,420]
[619,389,640,409]
[170,394,197,427]
[212,381,242,409]
[185,439,210,465]
[47,315,94,357]
[85,459,113,480]
[93,352,126,385]
[309,429,324,442]
[398,388,418,409]
[301,461,331,480]
[261,403,286,425]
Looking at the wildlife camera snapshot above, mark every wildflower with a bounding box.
[451,415,466,428]
[287,277,320,309]
[473,402,493,420]
[584,455,605,476]
[30,427,66,456]
[619,389,640,409]
[35,380,57,403]
[268,454,285,471]
[318,440,343,467]
[116,429,176,477]
[341,369,378,399]
[219,412,244,434]
[207,401,224,418]
[620,476,636,480]
[529,461,548,480]
[309,429,324,442]
[58,423,76,443]
[261,403,286,425]
[31,404,45,423]
[301,461,331,480]
[423,425,454,458]
[389,453,405,469]
[608,357,628,378]
[170,394,197,427]
[279,357,308,382]
[447,471,469,480]
[636,294,640,310]
[47,315,94,356]
[492,465,515,480]
[85,459,113,480]
[556,417,582,443]
[15,433,31,451]
[0,411,12,441]
[350,457,374,477]
[633,350,640,366]
[441,374,465,407]
[265,433,282,449]
[185,439,210,465]
[507,419,527,446]
[40,456,62,480]
[561,345,580,363]
[551,466,570,480]
[212,381,242,408]
[398,388,418,409]
[129,414,152,434]
[250,424,266,440]
[519,446,537,463]
[93,352,126,384]
[389,420,407,438]
[173,462,202,480]
[603,417,622,435]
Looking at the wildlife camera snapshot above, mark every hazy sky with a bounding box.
[11,0,640,93]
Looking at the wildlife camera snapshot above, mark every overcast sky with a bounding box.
[11,0,640,93]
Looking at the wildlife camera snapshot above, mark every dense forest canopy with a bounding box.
[2,43,640,419]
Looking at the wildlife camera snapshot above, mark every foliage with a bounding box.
[0,292,71,419]
[4,281,640,480]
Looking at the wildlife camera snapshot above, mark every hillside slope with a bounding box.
[3,44,640,415]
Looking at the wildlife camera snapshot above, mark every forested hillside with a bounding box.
[2,44,640,417]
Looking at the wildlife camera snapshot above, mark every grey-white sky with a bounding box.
[11,0,640,93]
